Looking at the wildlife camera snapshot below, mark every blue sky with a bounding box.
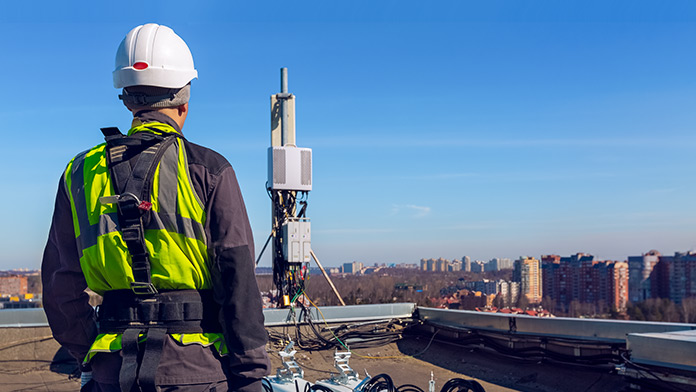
[1,1,695,269]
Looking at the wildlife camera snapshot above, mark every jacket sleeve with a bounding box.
[41,174,97,364]
[203,165,271,391]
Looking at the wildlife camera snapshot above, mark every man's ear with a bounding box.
[177,103,188,116]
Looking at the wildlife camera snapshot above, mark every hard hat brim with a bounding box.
[113,67,198,89]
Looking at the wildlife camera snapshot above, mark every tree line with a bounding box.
[624,298,696,323]
[256,268,512,307]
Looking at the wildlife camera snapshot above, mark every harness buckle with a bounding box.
[99,195,120,205]
[131,281,158,295]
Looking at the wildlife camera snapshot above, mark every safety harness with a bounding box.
[97,127,222,392]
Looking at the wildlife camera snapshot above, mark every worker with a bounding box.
[42,23,270,391]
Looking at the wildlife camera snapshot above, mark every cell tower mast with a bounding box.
[267,68,312,307]
[265,68,344,307]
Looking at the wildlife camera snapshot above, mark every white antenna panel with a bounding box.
[268,146,312,191]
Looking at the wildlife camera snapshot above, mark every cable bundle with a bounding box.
[362,373,396,392]
[269,189,310,302]
[268,302,414,352]
[438,378,486,392]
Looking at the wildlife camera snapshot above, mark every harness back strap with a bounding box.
[100,127,179,295]
[139,328,167,392]
[117,327,167,392]
[119,328,141,392]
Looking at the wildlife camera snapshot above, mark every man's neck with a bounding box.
[130,103,188,130]
[152,107,187,130]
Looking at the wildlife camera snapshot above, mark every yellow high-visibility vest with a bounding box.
[64,121,227,361]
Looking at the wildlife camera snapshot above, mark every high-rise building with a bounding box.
[436,258,448,272]
[498,258,513,270]
[541,254,561,302]
[427,258,435,271]
[514,256,542,303]
[484,259,497,272]
[497,280,520,307]
[651,252,696,304]
[672,252,696,304]
[463,256,471,272]
[449,260,462,272]
[421,258,456,272]
[549,253,578,309]
[541,253,629,312]
[650,255,672,300]
[627,250,660,303]
[609,261,629,311]
[487,258,513,271]
[471,260,485,273]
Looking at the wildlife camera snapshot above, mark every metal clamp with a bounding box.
[276,341,304,381]
[131,281,158,295]
[332,351,359,384]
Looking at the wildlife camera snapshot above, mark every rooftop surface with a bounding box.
[2,305,695,391]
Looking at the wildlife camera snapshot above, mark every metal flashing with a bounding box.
[417,307,696,343]
[628,329,696,372]
[0,308,49,328]
[263,303,417,326]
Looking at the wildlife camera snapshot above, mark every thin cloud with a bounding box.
[392,204,431,218]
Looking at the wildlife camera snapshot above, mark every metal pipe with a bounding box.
[310,249,346,306]
[280,68,289,146]
[281,67,288,93]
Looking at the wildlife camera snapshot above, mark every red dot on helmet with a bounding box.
[133,62,149,70]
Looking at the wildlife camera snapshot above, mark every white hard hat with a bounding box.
[113,23,198,89]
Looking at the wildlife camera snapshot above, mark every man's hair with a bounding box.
[119,83,190,110]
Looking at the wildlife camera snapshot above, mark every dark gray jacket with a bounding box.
[42,111,270,391]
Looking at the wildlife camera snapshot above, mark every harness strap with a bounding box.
[100,127,179,295]
[119,328,141,392]
[138,328,167,392]
[122,136,178,203]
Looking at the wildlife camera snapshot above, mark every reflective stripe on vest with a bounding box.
[64,122,224,360]
[83,333,229,364]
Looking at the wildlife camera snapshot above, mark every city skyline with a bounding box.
[1,2,696,269]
